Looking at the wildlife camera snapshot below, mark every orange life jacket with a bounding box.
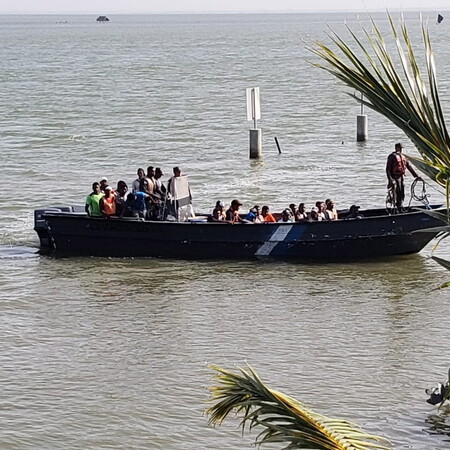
[391,152,407,177]
[102,194,116,216]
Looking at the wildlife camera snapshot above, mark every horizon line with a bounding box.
[0,8,448,15]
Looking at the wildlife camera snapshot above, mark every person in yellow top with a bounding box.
[85,182,104,217]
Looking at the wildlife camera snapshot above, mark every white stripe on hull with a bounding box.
[255,225,293,256]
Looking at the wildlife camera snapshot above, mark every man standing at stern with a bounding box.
[386,142,421,212]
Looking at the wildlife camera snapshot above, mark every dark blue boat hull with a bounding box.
[34,206,445,261]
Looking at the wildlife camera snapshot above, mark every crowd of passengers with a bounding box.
[85,166,179,219]
[85,166,364,222]
[211,199,363,224]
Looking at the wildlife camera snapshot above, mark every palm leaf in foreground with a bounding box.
[308,13,450,280]
[431,256,450,289]
[206,364,391,449]
[426,368,450,407]
[308,13,450,191]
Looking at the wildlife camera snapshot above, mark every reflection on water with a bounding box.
[425,406,450,442]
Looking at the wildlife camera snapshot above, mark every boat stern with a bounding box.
[34,206,84,250]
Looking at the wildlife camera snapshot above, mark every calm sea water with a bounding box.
[1,12,450,449]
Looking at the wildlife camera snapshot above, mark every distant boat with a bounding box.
[437,14,444,24]
[96,16,110,22]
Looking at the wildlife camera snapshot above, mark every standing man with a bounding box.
[166,166,182,195]
[154,167,166,198]
[99,186,116,218]
[386,143,421,212]
[85,182,104,217]
[140,166,156,195]
[139,166,161,219]
[166,167,194,221]
[99,177,110,193]
[132,168,145,193]
[115,180,129,217]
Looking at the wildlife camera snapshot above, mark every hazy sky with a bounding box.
[1,1,448,14]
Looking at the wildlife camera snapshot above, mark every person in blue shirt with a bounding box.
[245,207,257,222]
[123,192,149,218]
[244,205,263,223]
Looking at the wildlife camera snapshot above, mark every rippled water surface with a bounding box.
[1,12,450,449]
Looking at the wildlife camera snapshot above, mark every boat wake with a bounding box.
[0,245,38,259]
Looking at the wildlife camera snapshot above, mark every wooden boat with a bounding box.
[34,205,446,261]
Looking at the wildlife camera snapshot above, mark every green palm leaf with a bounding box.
[207,364,391,449]
[432,255,450,272]
[307,13,450,188]
[308,12,450,282]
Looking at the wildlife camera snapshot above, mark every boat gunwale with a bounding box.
[38,204,444,227]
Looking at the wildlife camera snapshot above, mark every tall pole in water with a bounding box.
[246,87,262,158]
[357,92,368,141]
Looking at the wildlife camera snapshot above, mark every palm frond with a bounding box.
[432,255,450,271]
[307,13,450,188]
[206,364,391,449]
[308,12,450,286]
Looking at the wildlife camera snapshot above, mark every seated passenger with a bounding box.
[245,208,256,222]
[278,209,294,223]
[324,199,338,220]
[346,204,364,219]
[123,192,149,218]
[310,209,319,221]
[85,182,104,217]
[261,205,276,223]
[253,205,264,223]
[115,181,129,217]
[226,199,245,224]
[99,186,117,218]
[211,200,226,222]
[245,205,263,223]
[295,203,308,221]
[315,201,326,220]
[289,203,297,218]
